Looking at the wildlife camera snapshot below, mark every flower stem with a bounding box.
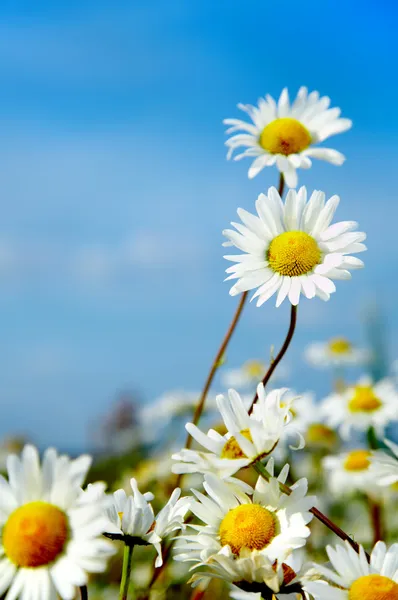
[80,586,88,600]
[119,544,134,600]
[254,461,369,559]
[278,173,285,196]
[368,496,384,544]
[183,290,248,451]
[249,304,297,415]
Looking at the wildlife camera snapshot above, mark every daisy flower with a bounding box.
[106,478,191,566]
[287,393,338,451]
[223,186,366,307]
[175,467,314,587]
[224,87,352,187]
[221,359,288,390]
[305,337,371,369]
[0,445,115,600]
[322,449,376,497]
[228,552,310,599]
[306,540,398,600]
[321,377,398,439]
[172,385,303,480]
[369,439,398,487]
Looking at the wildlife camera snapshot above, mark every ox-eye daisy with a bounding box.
[221,359,288,391]
[175,468,314,587]
[172,385,303,480]
[106,478,191,567]
[305,337,371,369]
[0,445,115,600]
[322,449,375,498]
[224,87,351,187]
[321,377,398,439]
[370,439,398,487]
[223,186,365,307]
[306,540,398,600]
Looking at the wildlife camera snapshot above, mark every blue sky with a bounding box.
[0,0,397,450]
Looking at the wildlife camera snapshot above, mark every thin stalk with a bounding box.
[278,173,285,196]
[249,304,297,414]
[80,587,88,600]
[184,290,248,451]
[368,496,384,544]
[254,461,369,559]
[119,544,134,600]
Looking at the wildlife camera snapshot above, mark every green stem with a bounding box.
[254,461,369,559]
[119,544,134,600]
[367,425,379,450]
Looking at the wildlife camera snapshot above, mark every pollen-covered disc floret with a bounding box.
[223,186,365,307]
[224,87,352,187]
[321,377,398,439]
[305,337,371,368]
[322,449,375,497]
[106,478,191,567]
[174,466,314,588]
[172,385,303,480]
[0,445,115,600]
[306,540,398,600]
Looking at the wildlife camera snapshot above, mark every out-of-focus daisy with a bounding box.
[175,468,314,586]
[306,540,398,600]
[0,445,115,600]
[305,338,371,369]
[224,87,352,187]
[287,393,338,451]
[221,359,288,390]
[370,439,398,487]
[323,449,375,497]
[140,390,215,428]
[223,186,366,307]
[107,478,191,567]
[172,385,303,480]
[321,377,398,439]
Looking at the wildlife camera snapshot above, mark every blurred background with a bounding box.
[0,0,397,454]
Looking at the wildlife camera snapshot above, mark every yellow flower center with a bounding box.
[329,337,352,354]
[244,360,264,379]
[219,504,277,555]
[259,118,312,156]
[344,449,371,471]
[306,423,337,449]
[221,429,253,459]
[348,386,382,413]
[3,501,69,567]
[349,574,398,600]
[267,231,322,277]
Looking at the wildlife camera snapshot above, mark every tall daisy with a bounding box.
[223,186,366,307]
[105,478,191,567]
[175,469,314,587]
[0,445,115,600]
[321,377,398,439]
[224,87,351,187]
[306,540,398,600]
[172,385,303,480]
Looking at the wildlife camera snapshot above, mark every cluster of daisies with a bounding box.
[2,85,398,600]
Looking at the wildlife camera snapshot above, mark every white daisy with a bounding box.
[286,393,338,451]
[175,468,314,586]
[369,439,398,487]
[172,385,303,480]
[0,444,115,600]
[224,87,352,187]
[228,552,310,599]
[305,338,371,369]
[223,186,366,307]
[107,478,191,567]
[221,359,288,390]
[322,449,375,497]
[321,377,398,439]
[306,540,398,600]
